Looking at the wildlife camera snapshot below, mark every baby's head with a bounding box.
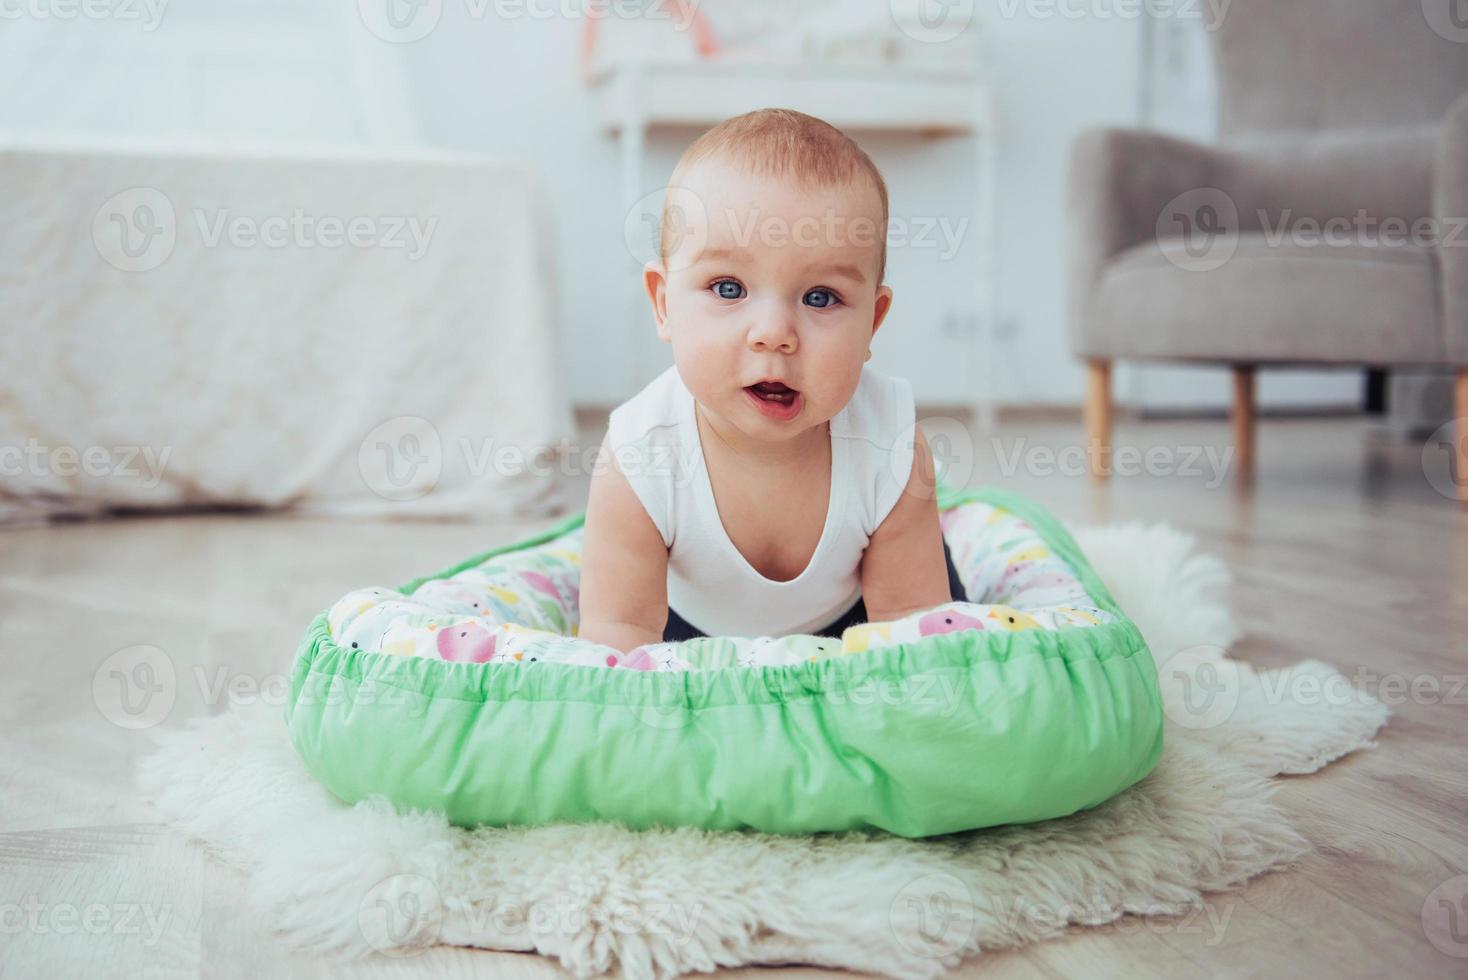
[644,108,893,446]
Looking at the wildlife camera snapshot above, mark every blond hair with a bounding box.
[660,108,890,283]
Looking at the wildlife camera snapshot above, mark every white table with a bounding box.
[588,58,999,430]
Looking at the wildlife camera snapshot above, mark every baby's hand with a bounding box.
[577,619,664,656]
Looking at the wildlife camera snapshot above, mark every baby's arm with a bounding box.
[578,434,670,653]
[859,426,953,623]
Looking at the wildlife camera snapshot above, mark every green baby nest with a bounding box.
[283,483,1163,837]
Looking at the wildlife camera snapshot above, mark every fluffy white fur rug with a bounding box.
[136,521,1388,979]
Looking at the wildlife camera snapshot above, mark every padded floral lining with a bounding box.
[327,499,1115,672]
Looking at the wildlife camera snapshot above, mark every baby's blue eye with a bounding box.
[804,288,839,309]
[712,280,745,300]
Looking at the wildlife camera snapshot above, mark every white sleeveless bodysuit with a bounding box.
[604,363,916,637]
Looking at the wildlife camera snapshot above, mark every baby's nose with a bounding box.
[746,310,798,351]
[748,328,796,352]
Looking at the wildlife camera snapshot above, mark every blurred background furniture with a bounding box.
[1069,0,1468,496]
[0,142,576,524]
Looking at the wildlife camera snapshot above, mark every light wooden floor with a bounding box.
[2,413,1465,978]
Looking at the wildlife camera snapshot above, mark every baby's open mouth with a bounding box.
[746,380,798,405]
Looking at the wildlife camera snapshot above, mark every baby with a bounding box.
[578,108,965,653]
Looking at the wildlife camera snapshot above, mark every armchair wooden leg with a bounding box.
[1455,369,1468,505]
[1084,359,1111,482]
[1232,364,1256,479]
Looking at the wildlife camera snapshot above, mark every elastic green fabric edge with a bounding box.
[283,482,1165,837]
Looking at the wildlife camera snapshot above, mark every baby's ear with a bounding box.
[871,283,894,338]
[643,260,671,341]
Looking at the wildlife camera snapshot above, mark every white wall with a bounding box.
[979,9,1143,408]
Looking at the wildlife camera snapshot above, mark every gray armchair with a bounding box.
[1069,0,1468,497]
